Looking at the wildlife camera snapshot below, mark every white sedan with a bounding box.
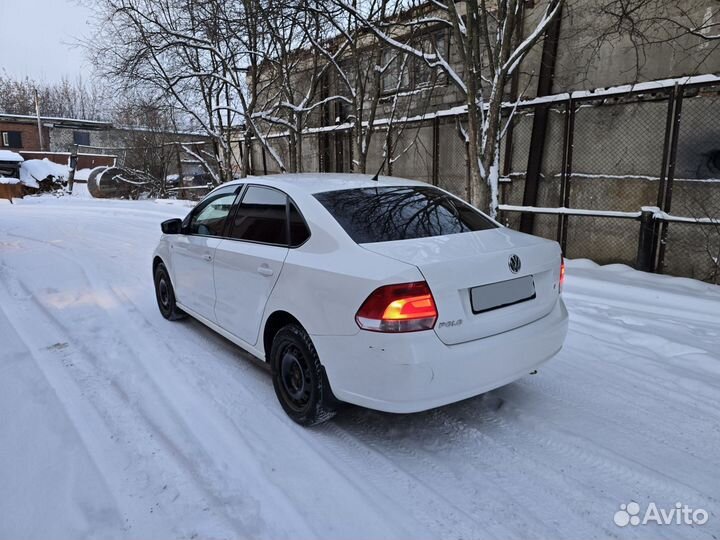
[153,174,568,425]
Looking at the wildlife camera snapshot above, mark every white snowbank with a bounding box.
[0,149,24,162]
[19,159,69,188]
[68,181,91,199]
[0,176,22,185]
[73,168,94,182]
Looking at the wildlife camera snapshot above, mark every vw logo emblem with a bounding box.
[508,254,521,273]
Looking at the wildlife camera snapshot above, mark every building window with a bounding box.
[414,31,448,87]
[73,131,90,146]
[381,49,410,93]
[2,131,23,148]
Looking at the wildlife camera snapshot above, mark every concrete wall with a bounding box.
[518,0,720,98]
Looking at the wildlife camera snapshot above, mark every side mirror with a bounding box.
[161,218,183,235]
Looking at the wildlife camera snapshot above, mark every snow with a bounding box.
[499,204,642,219]
[499,204,720,223]
[0,176,22,185]
[19,159,70,188]
[73,168,99,182]
[514,73,720,108]
[651,209,720,225]
[1,196,719,539]
[0,150,24,162]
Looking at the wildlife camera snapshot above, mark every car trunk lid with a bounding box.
[361,228,562,345]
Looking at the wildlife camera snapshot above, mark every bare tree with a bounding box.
[302,0,415,174]
[89,0,286,182]
[0,72,110,120]
[251,1,353,172]
[336,0,563,215]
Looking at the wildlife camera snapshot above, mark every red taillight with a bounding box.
[559,258,566,293]
[356,281,438,332]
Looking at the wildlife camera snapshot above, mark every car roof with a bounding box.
[222,173,428,196]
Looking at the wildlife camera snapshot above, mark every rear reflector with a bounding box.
[356,281,438,332]
[559,258,566,293]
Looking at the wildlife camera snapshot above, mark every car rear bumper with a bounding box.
[313,298,569,413]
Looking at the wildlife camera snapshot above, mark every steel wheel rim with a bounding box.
[279,345,312,410]
[158,277,170,309]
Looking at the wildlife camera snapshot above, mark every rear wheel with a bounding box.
[154,263,186,321]
[270,324,336,426]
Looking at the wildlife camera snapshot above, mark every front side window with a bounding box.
[228,185,288,245]
[314,186,497,244]
[186,185,239,236]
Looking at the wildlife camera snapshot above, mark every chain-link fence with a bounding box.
[243,80,720,283]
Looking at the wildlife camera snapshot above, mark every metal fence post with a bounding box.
[432,117,439,186]
[556,98,575,253]
[656,87,684,274]
[67,145,79,194]
[636,209,657,272]
[518,3,563,234]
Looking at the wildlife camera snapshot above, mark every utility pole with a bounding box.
[67,145,78,194]
[34,88,44,151]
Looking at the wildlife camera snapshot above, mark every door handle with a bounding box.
[257,265,274,277]
[202,253,213,262]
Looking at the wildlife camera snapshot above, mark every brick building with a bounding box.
[0,113,112,153]
[0,113,211,174]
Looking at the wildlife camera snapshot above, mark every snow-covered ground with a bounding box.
[1,194,719,540]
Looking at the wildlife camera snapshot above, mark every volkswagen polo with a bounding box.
[153,174,568,425]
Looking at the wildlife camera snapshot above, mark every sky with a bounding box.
[0,0,93,82]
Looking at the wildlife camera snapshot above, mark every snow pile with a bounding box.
[0,150,24,162]
[19,159,69,188]
[0,176,22,185]
[73,168,94,182]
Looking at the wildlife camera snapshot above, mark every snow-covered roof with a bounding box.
[0,112,112,129]
[0,113,201,136]
[0,150,24,162]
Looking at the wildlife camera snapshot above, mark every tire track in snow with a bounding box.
[0,246,312,539]
[3,220,429,539]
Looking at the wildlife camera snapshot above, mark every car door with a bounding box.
[213,185,290,345]
[171,184,241,320]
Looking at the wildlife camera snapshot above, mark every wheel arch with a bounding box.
[263,310,304,362]
[152,255,165,274]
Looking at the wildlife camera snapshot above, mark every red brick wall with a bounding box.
[0,122,50,151]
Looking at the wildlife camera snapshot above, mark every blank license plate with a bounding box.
[470,275,536,314]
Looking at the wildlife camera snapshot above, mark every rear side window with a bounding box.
[314,186,497,244]
[289,202,310,246]
[229,185,287,245]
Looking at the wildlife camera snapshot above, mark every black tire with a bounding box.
[270,323,337,426]
[153,262,186,321]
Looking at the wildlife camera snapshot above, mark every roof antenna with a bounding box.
[370,154,388,182]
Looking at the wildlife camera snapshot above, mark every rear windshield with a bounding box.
[314,186,497,244]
